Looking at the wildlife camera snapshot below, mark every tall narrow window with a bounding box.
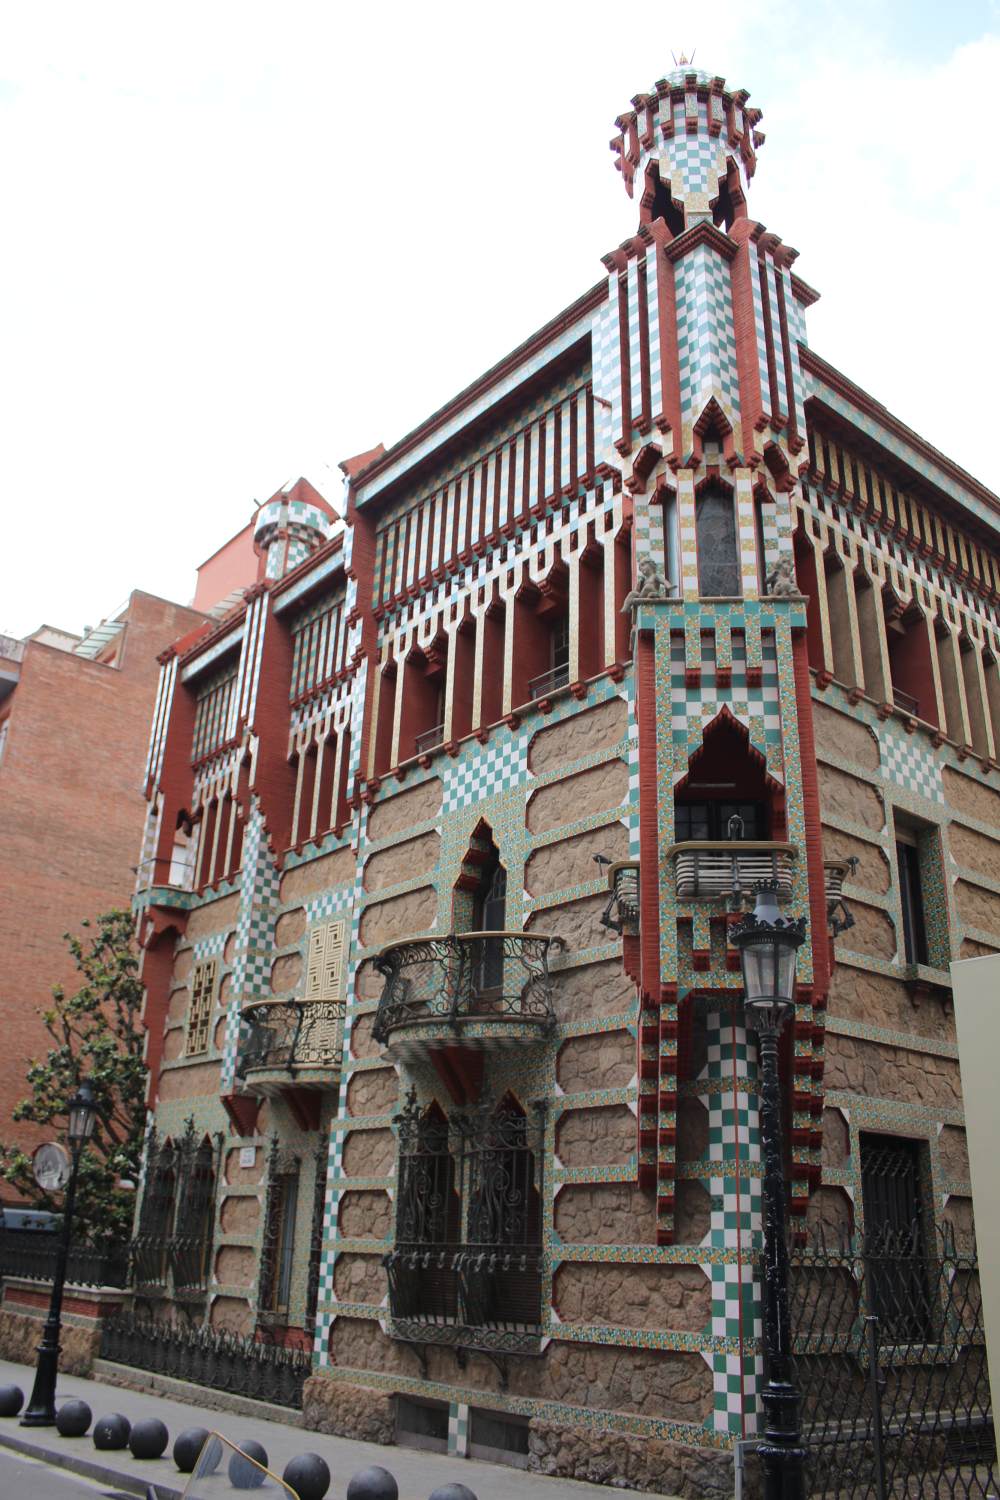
[465,1096,541,1329]
[133,1136,176,1287]
[474,863,507,993]
[860,1133,931,1341]
[696,488,741,597]
[186,959,217,1056]
[172,1137,217,1292]
[895,830,928,966]
[388,1101,459,1323]
[259,1159,300,1319]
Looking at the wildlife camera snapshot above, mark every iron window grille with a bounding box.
[783,1220,993,1499]
[130,1121,222,1296]
[257,1139,301,1325]
[385,1090,546,1356]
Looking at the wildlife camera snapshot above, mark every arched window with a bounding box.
[172,1134,217,1292]
[465,1095,542,1329]
[388,1099,459,1322]
[696,487,741,597]
[133,1133,176,1288]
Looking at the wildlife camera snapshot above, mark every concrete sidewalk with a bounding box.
[0,1357,649,1500]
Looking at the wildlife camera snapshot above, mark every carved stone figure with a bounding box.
[621,553,672,612]
[765,552,798,596]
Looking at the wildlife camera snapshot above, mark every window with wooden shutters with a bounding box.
[186,959,217,1056]
[306,920,346,1002]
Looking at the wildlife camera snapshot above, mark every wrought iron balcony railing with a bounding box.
[372,931,563,1049]
[385,1242,544,1354]
[237,1000,343,1086]
[891,687,920,717]
[668,841,797,902]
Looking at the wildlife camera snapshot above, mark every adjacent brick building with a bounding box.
[128,61,998,1494]
[0,591,207,1166]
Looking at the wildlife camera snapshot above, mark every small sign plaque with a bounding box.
[239,1146,256,1169]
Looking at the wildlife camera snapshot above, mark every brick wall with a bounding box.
[0,591,206,1169]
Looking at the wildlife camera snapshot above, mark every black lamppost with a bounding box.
[731,883,807,1500]
[21,1080,98,1427]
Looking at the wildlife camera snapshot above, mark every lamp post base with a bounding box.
[20,1335,60,1426]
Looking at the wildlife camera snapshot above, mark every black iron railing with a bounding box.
[237,1000,343,1079]
[0,1229,128,1288]
[784,1225,995,1499]
[385,1090,545,1356]
[99,1313,310,1408]
[892,687,920,717]
[414,723,445,755]
[528,664,569,700]
[372,931,562,1047]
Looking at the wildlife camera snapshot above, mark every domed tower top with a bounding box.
[610,66,765,234]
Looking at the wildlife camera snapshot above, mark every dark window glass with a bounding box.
[696,490,741,597]
[860,1134,932,1341]
[675,802,764,841]
[474,863,507,992]
[261,1171,299,1314]
[896,840,928,965]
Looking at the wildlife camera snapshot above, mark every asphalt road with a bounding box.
[0,1445,134,1498]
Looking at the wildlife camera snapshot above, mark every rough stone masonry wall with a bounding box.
[314,681,723,1487]
[813,691,987,1241]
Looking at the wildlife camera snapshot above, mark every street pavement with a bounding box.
[0,1443,133,1497]
[0,1357,654,1499]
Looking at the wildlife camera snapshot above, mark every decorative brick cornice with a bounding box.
[664,220,738,264]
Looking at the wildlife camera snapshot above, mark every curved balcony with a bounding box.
[668,841,797,903]
[236,999,343,1093]
[372,931,563,1058]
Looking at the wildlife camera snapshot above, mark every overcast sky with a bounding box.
[2,0,998,638]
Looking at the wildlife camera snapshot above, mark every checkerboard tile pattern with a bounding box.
[220,799,281,1089]
[675,244,741,443]
[704,1009,763,1433]
[442,734,529,813]
[879,722,944,802]
[448,1402,470,1457]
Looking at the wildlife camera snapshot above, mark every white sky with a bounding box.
[2,0,998,638]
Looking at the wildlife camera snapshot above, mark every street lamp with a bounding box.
[21,1079,98,1427]
[731,882,807,1500]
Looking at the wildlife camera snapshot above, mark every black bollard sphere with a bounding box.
[129,1417,169,1459]
[55,1399,92,1437]
[173,1425,212,1473]
[229,1438,269,1490]
[93,1412,131,1451]
[0,1384,24,1417]
[282,1453,331,1500]
[428,1487,479,1500]
[346,1466,399,1500]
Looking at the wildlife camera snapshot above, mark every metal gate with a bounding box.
[788,1226,995,1498]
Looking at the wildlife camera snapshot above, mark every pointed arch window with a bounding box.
[696,486,741,597]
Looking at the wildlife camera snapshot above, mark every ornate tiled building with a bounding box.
[131,63,996,1493]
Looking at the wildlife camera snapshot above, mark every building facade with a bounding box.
[0,590,208,1167]
[131,64,996,1492]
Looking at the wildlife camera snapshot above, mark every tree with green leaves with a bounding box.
[0,909,148,1247]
